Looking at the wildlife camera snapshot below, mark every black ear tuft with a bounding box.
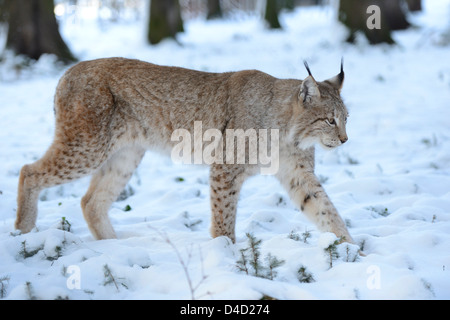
[338,57,345,84]
[303,60,313,77]
[324,58,345,91]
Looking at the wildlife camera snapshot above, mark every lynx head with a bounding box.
[293,60,349,150]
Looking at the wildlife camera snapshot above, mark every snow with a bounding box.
[1,0,450,300]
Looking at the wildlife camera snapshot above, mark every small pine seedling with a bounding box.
[182,211,202,231]
[25,281,37,300]
[324,237,342,269]
[103,264,128,291]
[265,253,285,280]
[0,276,10,298]
[19,240,43,259]
[117,185,135,201]
[236,233,285,280]
[260,294,277,300]
[246,233,263,277]
[343,244,359,263]
[366,206,390,217]
[236,248,250,275]
[297,265,315,283]
[60,217,71,232]
[46,237,68,261]
[46,244,65,261]
[288,231,300,241]
[302,230,312,243]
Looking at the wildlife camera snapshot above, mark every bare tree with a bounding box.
[1,0,76,63]
[406,0,422,12]
[148,0,184,45]
[207,0,222,20]
[339,0,411,44]
[265,0,282,29]
[383,0,410,31]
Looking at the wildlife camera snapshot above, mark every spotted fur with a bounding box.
[16,57,353,243]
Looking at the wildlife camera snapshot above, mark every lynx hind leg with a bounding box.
[209,164,250,243]
[81,146,145,240]
[15,143,99,234]
[16,163,43,233]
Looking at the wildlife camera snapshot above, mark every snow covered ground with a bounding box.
[1,0,450,300]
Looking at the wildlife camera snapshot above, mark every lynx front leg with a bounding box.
[209,164,249,243]
[277,153,353,243]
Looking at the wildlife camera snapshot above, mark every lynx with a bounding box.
[15,57,353,243]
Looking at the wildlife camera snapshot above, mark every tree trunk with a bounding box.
[406,0,422,12]
[3,0,76,63]
[339,0,412,44]
[207,0,222,20]
[283,0,295,11]
[0,0,9,23]
[383,0,410,30]
[148,0,184,45]
[265,0,281,29]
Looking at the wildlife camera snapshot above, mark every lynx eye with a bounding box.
[325,118,336,126]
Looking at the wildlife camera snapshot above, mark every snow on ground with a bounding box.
[1,1,450,300]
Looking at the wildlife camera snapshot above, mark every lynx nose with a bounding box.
[339,136,348,144]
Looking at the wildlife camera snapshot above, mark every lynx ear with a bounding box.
[300,62,320,103]
[325,58,345,91]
